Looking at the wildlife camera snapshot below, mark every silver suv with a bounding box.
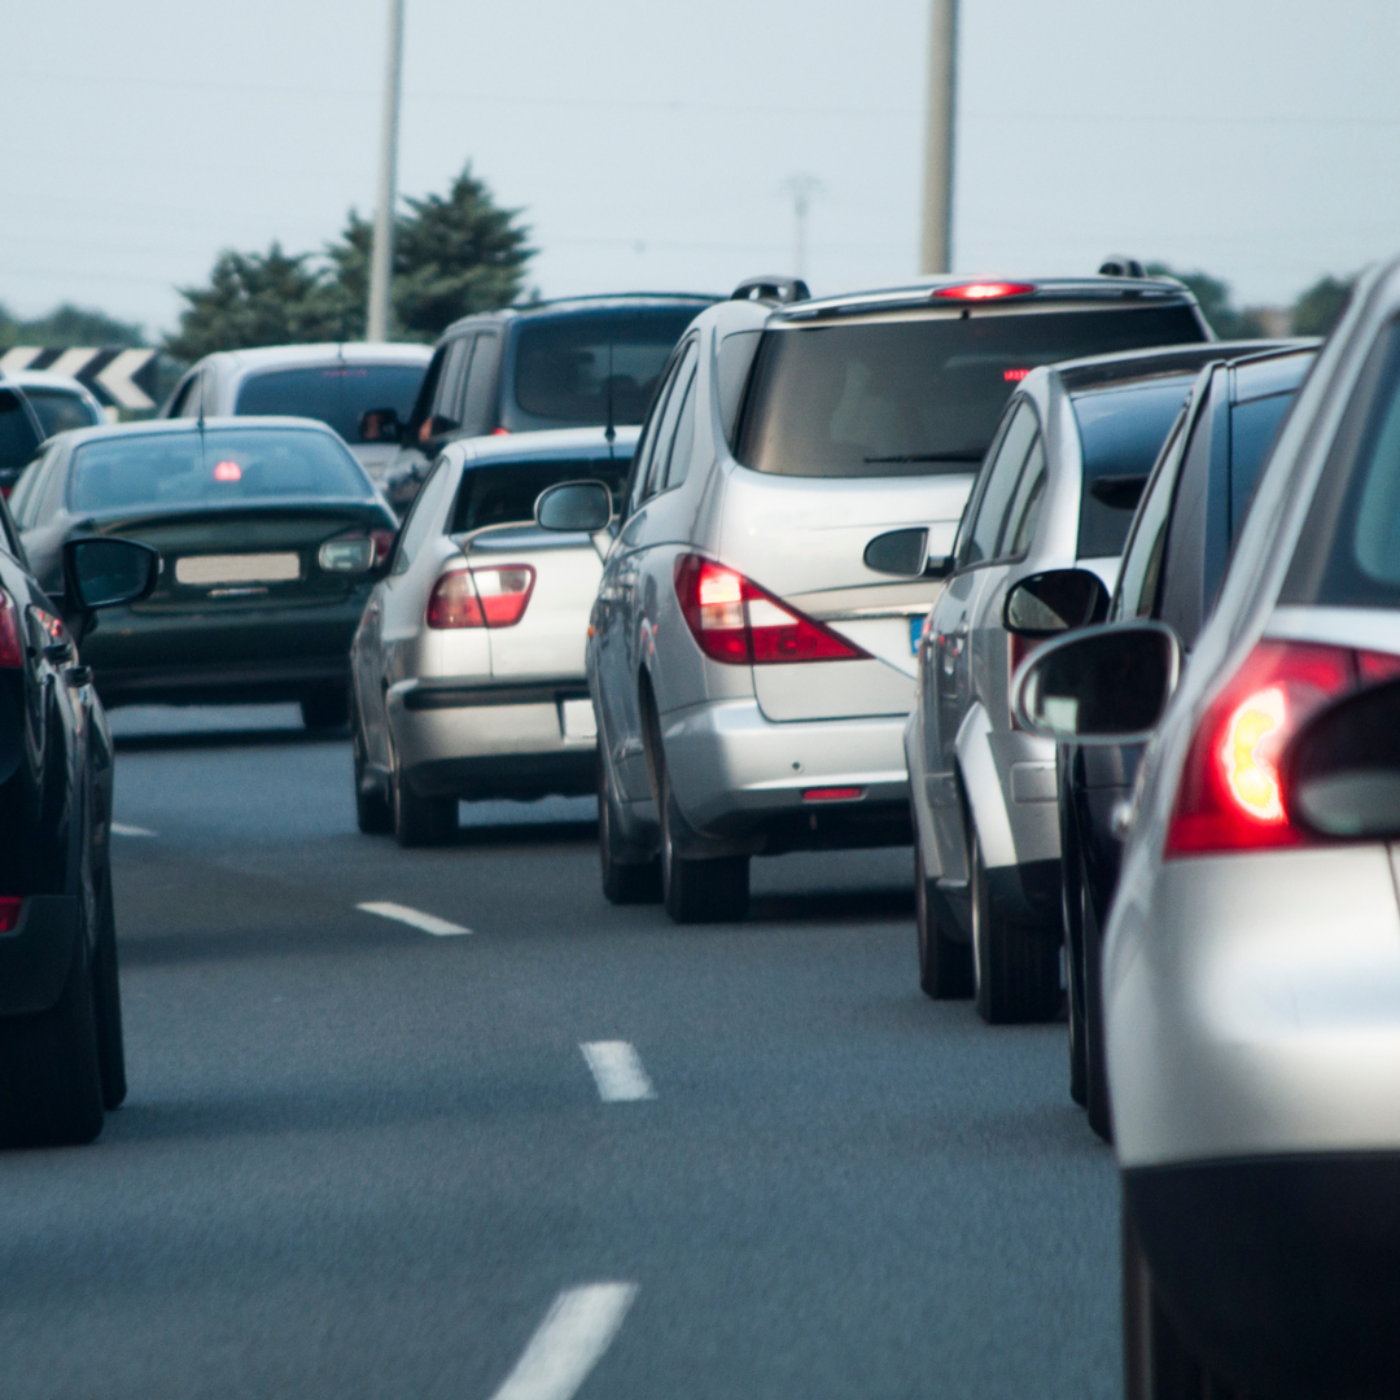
[550,274,1209,923]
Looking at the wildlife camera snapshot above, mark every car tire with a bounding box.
[658,757,748,924]
[915,827,972,999]
[969,827,1061,1025]
[0,900,105,1149]
[389,731,456,847]
[92,872,127,1111]
[301,683,350,731]
[352,692,393,836]
[1061,813,1089,1108]
[599,757,660,905]
[1123,1198,1239,1399]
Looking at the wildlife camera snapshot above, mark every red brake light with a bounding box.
[1165,641,1400,857]
[426,565,535,630]
[0,897,20,932]
[803,787,865,803]
[0,590,21,669]
[674,555,868,666]
[1003,368,1030,382]
[213,460,242,482]
[491,427,511,437]
[933,282,1037,302]
[370,529,396,565]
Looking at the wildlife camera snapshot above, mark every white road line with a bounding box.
[355,901,472,936]
[580,1041,655,1102]
[110,822,156,837]
[488,1283,638,1400]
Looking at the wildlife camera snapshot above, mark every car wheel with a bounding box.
[599,757,660,905]
[352,691,393,835]
[390,736,456,848]
[1082,857,1114,1142]
[301,683,350,731]
[0,896,105,1148]
[1123,1198,1241,1399]
[658,755,748,924]
[1062,816,1089,1107]
[970,826,1061,1024]
[915,824,972,999]
[91,872,127,1111]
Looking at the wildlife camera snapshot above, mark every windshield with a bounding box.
[734,305,1205,478]
[70,428,371,514]
[234,363,427,442]
[510,310,700,428]
[450,455,631,534]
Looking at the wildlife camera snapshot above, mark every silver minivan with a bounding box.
[548,274,1210,922]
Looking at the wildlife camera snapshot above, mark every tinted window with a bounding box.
[430,338,474,428]
[70,429,370,515]
[625,348,685,516]
[643,341,698,500]
[26,388,102,437]
[1002,433,1047,558]
[959,401,1038,567]
[0,391,41,471]
[234,364,427,442]
[735,305,1204,479]
[663,369,699,491]
[461,334,501,435]
[1072,376,1196,558]
[1111,411,1188,621]
[511,309,699,426]
[1228,392,1294,522]
[452,456,631,535]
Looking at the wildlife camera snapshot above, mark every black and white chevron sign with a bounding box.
[0,346,158,411]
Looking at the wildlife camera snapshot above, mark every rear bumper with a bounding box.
[1126,1155,1400,1399]
[660,698,911,853]
[389,677,596,801]
[0,896,79,1017]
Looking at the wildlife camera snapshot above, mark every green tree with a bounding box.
[1292,275,1354,337]
[1145,263,1265,339]
[0,301,144,349]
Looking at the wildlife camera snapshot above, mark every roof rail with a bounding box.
[731,275,811,305]
[1098,255,1147,279]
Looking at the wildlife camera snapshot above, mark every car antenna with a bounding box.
[604,341,616,450]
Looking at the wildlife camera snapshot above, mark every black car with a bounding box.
[9,417,398,727]
[1054,343,1316,1138]
[0,493,158,1145]
[0,384,47,498]
[379,293,716,510]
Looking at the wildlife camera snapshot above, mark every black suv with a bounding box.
[380,293,715,509]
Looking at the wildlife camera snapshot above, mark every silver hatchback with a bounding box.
[563,274,1210,922]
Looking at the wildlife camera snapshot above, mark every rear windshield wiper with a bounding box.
[862,452,983,465]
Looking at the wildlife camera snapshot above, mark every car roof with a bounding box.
[1223,343,1319,402]
[50,415,348,449]
[440,293,717,339]
[0,369,104,400]
[1051,340,1306,396]
[200,343,434,373]
[456,425,641,466]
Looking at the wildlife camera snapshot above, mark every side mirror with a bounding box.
[1012,621,1180,743]
[863,527,952,579]
[1283,678,1400,838]
[535,480,613,533]
[358,407,403,444]
[63,537,160,611]
[1004,568,1110,637]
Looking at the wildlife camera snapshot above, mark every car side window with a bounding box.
[0,389,42,474]
[659,353,700,493]
[641,340,699,501]
[1113,409,1189,622]
[391,457,453,575]
[958,400,1039,568]
[10,444,58,528]
[460,333,501,436]
[0,491,24,562]
[166,372,198,417]
[624,347,685,516]
[431,336,475,433]
[408,345,449,441]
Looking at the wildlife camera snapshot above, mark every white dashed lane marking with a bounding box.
[110,823,156,837]
[487,1283,638,1400]
[355,901,472,936]
[580,1042,655,1102]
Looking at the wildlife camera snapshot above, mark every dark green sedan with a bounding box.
[10,418,397,728]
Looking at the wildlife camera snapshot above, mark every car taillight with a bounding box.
[1165,640,1400,857]
[0,590,21,668]
[674,555,868,666]
[318,528,397,573]
[426,565,535,629]
[0,897,20,932]
[933,282,1037,301]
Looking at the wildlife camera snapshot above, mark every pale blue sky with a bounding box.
[4,0,1397,336]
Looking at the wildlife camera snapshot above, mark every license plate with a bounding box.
[561,698,597,740]
[175,553,301,586]
[910,616,926,655]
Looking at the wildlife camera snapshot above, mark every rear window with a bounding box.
[734,305,1205,479]
[234,364,427,441]
[25,388,103,437]
[0,390,41,471]
[450,456,632,534]
[1284,322,1400,608]
[510,310,699,427]
[70,429,370,515]
[1072,376,1197,557]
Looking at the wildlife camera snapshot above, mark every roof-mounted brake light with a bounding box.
[933,282,1037,302]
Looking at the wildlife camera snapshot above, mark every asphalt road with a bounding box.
[0,705,1121,1400]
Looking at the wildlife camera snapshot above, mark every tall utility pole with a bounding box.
[919,0,958,276]
[784,173,822,282]
[367,0,404,342]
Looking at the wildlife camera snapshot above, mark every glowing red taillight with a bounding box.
[803,787,865,803]
[933,282,1037,302]
[0,590,21,669]
[426,565,535,629]
[674,555,868,666]
[0,897,20,932]
[1165,641,1400,857]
